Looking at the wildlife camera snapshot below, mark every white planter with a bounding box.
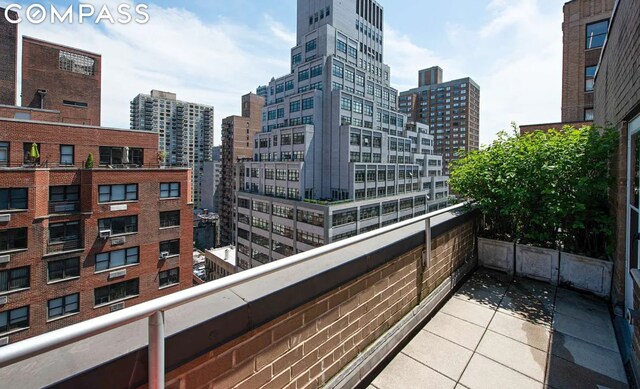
[559,252,613,298]
[478,237,514,275]
[515,244,559,285]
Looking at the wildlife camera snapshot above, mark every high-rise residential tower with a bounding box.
[220,93,264,246]
[235,0,449,268]
[561,0,614,122]
[399,66,480,173]
[130,90,214,208]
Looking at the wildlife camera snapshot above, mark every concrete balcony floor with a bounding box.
[369,269,629,389]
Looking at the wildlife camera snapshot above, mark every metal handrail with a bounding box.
[0,202,468,388]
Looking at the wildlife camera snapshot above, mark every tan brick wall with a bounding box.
[161,220,476,389]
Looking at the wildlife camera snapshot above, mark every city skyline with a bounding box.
[2,0,563,147]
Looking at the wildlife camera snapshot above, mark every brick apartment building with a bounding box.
[0,118,193,344]
[220,92,264,245]
[21,37,102,126]
[399,66,480,173]
[562,0,614,123]
[0,8,18,106]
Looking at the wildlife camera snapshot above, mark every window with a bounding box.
[60,145,74,165]
[348,46,358,59]
[273,204,294,219]
[305,39,316,52]
[584,108,594,121]
[353,100,363,114]
[0,266,29,292]
[345,68,355,83]
[0,306,29,334]
[49,221,80,243]
[332,209,357,227]
[293,132,305,144]
[356,74,365,87]
[95,247,139,271]
[341,96,352,111]
[159,268,179,287]
[285,80,294,91]
[290,100,301,112]
[59,50,95,75]
[99,184,137,203]
[99,146,143,166]
[292,53,302,65]
[0,142,8,167]
[49,186,79,204]
[94,279,139,306]
[302,115,313,125]
[160,182,180,198]
[586,20,608,49]
[48,293,79,319]
[297,230,324,247]
[277,108,285,118]
[0,228,27,252]
[332,63,344,78]
[160,239,180,256]
[310,64,323,77]
[48,257,80,282]
[337,39,347,54]
[297,209,324,227]
[0,188,27,210]
[585,66,596,92]
[99,215,138,235]
[160,211,180,228]
[302,97,314,110]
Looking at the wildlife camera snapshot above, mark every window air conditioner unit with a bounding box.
[0,214,10,223]
[0,255,9,264]
[0,296,7,305]
[0,337,8,346]
[110,302,125,312]
[54,204,76,212]
[160,251,170,259]
[99,230,112,239]
[111,236,126,245]
[109,269,127,279]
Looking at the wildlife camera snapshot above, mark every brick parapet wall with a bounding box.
[161,219,476,389]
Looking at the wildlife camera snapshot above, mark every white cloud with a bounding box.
[11,1,293,144]
[384,0,562,146]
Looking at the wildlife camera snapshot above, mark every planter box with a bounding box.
[515,244,559,285]
[478,237,514,275]
[559,252,613,298]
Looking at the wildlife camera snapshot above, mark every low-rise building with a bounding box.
[0,117,193,344]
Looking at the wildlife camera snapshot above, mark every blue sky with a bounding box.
[2,0,565,145]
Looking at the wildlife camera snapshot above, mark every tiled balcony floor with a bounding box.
[370,269,629,389]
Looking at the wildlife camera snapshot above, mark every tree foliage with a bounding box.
[449,125,617,258]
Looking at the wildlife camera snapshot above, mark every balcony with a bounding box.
[0,204,628,388]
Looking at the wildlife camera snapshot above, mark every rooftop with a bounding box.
[370,269,628,389]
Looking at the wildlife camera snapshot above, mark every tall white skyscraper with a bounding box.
[130,90,214,207]
[236,0,449,269]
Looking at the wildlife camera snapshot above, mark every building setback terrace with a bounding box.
[0,202,630,389]
[369,269,628,389]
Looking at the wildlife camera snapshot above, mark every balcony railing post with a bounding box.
[424,217,431,268]
[148,310,165,389]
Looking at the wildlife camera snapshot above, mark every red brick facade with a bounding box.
[0,7,18,106]
[21,37,102,126]
[561,0,614,122]
[0,119,193,344]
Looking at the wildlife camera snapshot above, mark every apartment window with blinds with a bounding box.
[0,266,29,293]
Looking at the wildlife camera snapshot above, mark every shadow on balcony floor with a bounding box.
[368,268,629,389]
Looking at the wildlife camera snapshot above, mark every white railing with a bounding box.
[0,202,468,389]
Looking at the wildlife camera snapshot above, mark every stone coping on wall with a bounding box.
[1,207,477,388]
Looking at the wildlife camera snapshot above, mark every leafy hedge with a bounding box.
[449,125,617,258]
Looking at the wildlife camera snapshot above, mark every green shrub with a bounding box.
[449,125,617,258]
[85,153,94,169]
